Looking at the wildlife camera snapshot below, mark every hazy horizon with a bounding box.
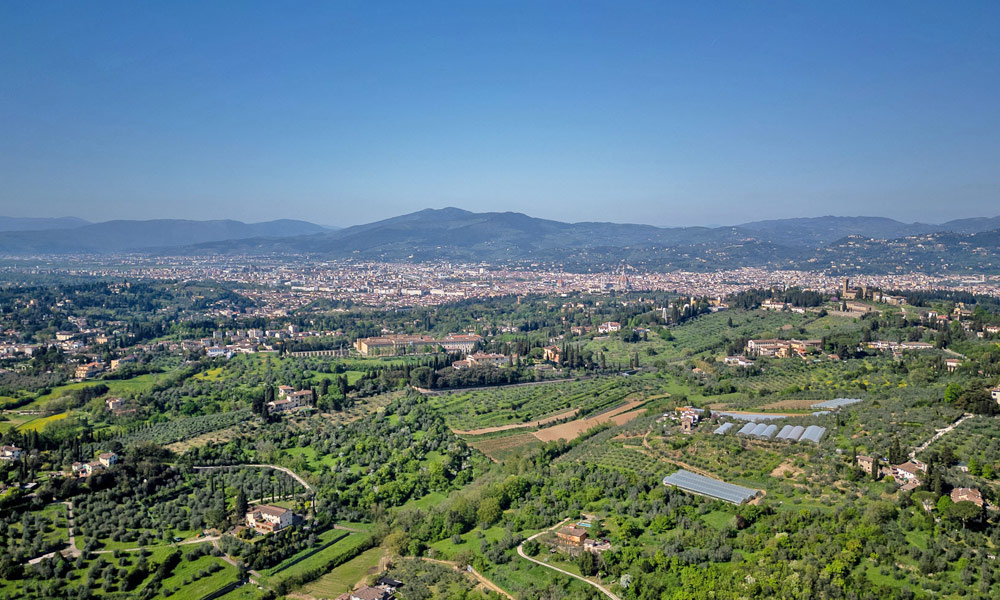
[3,206,1000,231]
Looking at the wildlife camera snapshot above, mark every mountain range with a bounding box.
[0,218,328,254]
[1,209,999,274]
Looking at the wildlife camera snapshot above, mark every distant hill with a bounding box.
[186,208,730,260]
[181,208,1000,273]
[4,208,1000,274]
[0,219,328,254]
[938,216,1000,234]
[0,216,90,232]
[734,216,938,246]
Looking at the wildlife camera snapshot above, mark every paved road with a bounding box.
[516,519,621,600]
[193,464,313,492]
[910,413,974,459]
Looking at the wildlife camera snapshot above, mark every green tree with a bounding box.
[234,489,247,521]
[944,383,962,404]
[578,550,598,576]
[477,497,501,527]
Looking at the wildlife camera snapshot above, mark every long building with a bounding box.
[662,470,759,505]
[354,335,439,356]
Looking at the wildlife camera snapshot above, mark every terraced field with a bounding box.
[429,376,649,431]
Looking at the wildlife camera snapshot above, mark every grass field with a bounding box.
[264,530,373,592]
[463,431,541,461]
[23,372,170,411]
[429,376,652,431]
[18,411,69,431]
[159,549,237,599]
[0,413,33,432]
[299,547,383,598]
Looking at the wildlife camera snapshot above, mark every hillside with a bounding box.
[182,208,1000,273]
[0,219,328,254]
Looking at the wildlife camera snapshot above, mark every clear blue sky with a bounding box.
[1,1,998,227]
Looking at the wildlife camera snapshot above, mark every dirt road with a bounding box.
[516,519,621,600]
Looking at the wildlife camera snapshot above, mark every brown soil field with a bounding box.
[532,399,646,443]
[770,459,805,478]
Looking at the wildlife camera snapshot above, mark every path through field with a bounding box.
[415,557,516,600]
[910,413,974,459]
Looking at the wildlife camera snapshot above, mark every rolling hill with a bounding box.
[0,218,328,254]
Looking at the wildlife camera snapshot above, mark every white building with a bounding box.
[0,445,22,462]
[246,505,294,533]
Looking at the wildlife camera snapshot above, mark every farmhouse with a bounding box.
[0,445,22,462]
[556,526,588,546]
[950,488,984,507]
[75,362,105,379]
[543,345,562,363]
[98,452,118,467]
[891,461,926,485]
[110,355,138,370]
[745,339,820,358]
[338,586,394,600]
[268,389,313,413]
[723,355,755,367]
[465,352,509,368]
[856,455,876,475]
[992,386,1000,404]
[71,461,104,477]
[598,321,621,333]
[246,505,294,533]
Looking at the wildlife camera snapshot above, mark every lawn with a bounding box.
[283,445,338,470]
[400,491,447,512]
[429,525,512,560]
[299,546,384,598]
[702,509,735,530]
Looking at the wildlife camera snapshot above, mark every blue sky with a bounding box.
[1,1,998,227]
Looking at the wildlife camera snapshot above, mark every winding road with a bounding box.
[516,519,621,600]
